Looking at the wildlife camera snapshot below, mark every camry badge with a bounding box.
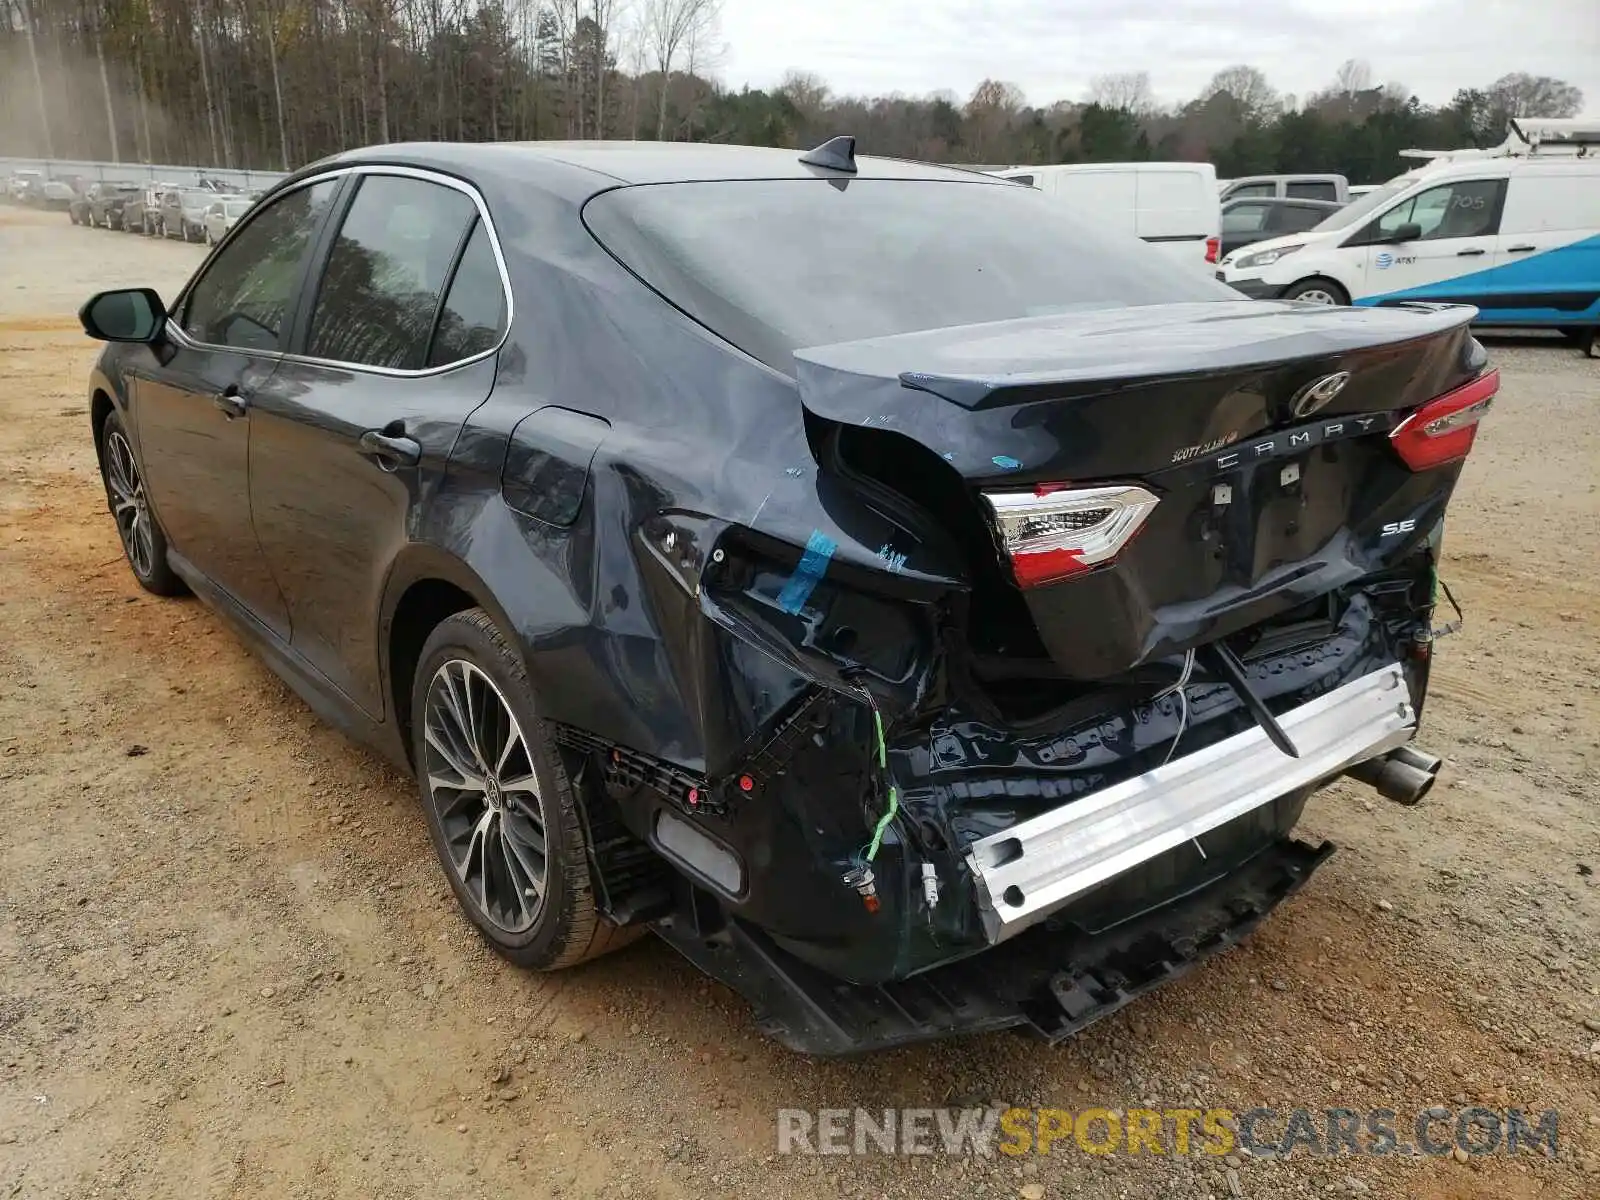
[1290,371,1352,418]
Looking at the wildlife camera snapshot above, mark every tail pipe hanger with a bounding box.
[1201,642,1301,759]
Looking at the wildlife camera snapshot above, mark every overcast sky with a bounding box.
[719,0,1600,115]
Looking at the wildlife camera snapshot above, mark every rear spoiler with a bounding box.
[798,302,1475,413]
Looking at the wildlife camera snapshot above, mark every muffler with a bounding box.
[1345,744,1441,806]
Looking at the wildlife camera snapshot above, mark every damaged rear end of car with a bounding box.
[565,171,1493,1054]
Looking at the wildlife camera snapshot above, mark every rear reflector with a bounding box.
[983,485,1160,588]
[1204,236,1221,265]
[1389,368,1499,470]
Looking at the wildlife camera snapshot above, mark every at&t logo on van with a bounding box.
[1375,252,1394,269]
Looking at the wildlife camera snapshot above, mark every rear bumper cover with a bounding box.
[657,834,1335,1055]
[965,663,1412,943]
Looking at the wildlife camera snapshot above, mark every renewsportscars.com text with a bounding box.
[776,1106,1559,1159]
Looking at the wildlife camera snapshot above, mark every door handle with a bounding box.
[358,429,422,469]
[212,384,248,419]
[1506,244,1536,253]
[1455,248,1487,257]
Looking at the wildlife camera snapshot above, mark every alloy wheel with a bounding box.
[1294,288,1339,306]
[421,659,549,934]
[104,430,155,578]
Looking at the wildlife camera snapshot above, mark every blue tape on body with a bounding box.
[777,530,837,615]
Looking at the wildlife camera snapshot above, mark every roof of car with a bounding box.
[322,140,1001,190]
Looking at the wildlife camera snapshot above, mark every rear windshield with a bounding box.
[584,178,1234,372]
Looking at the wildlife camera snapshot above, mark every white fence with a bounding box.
[0,156,290,192]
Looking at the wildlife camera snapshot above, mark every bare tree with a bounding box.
[90,2,117,161]
[1201,64,1279,123]
[642,0,719,139]
[16,0,54,157]
[1380,80,1412,110]
[964,78,1025,162]
[1087,70,1152,116]
[1333,58,1371,99]
[1486,72,1583,118]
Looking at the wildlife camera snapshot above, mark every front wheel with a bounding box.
[1282,278,1351,306]
[411,610,637,970]
[99,412,185,596]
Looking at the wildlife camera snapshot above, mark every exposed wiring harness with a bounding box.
[1156,648,1198,767]
[861,698,900,862]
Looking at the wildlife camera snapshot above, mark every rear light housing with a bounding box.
[1390,368,1498,470]
[983,485,1160,588]
[1204,236,1220,264]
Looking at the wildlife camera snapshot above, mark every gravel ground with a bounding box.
[1,207,1597,1199]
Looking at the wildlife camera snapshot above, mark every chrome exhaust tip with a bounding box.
[1345,744,1441,806]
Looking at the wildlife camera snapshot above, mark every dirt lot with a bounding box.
[1,207,1597,1200]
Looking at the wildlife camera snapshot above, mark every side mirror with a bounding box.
[1386,222,1422,244]
[79,287,168,344]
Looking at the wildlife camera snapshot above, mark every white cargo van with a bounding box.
[1216,120,1600,333]
[990,162,1222,270]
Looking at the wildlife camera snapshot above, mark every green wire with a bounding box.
[864,704,899,861]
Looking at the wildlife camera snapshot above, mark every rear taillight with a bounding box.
[1390,368,1499,471]
[983,485,1159,588]
[1204,236,1220,264]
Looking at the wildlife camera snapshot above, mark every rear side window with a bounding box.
[1005,174,1035,187]
[586,179,1232,372]
[306,175,478,370]
[1228,182,1274,199]
[1279,204,1330,232]
[1222,203,1270,233]
[1287,181,1338,201]
[428,220,507,367]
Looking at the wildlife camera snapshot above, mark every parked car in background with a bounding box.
[89,182,143,230]
[1220,174,1349,203]
[69,184,100,225]
[1348,184,1380,199]
[990,161,1223,269]
[1219,196,1343,258]
[123,184,166,235]
[41,178,77,210]
[6,169,44,203]
[202,196,252,244]
[1217,122,1600,335]
[158,188,215,241]
[77,139,1482,1054]
[1224,175,1346,202]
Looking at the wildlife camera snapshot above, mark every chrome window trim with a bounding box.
[167,163,514,378]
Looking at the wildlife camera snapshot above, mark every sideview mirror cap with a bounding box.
[1387,222,1422,244]
[79,287,167,344]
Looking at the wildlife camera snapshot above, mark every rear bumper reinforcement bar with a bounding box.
[965,663,1415,943]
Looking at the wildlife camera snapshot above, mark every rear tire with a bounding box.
[98,411,185,597]
[1282,277,1351,306]
[411,609,636,971]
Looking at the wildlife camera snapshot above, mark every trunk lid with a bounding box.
[795,299,1486,680]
